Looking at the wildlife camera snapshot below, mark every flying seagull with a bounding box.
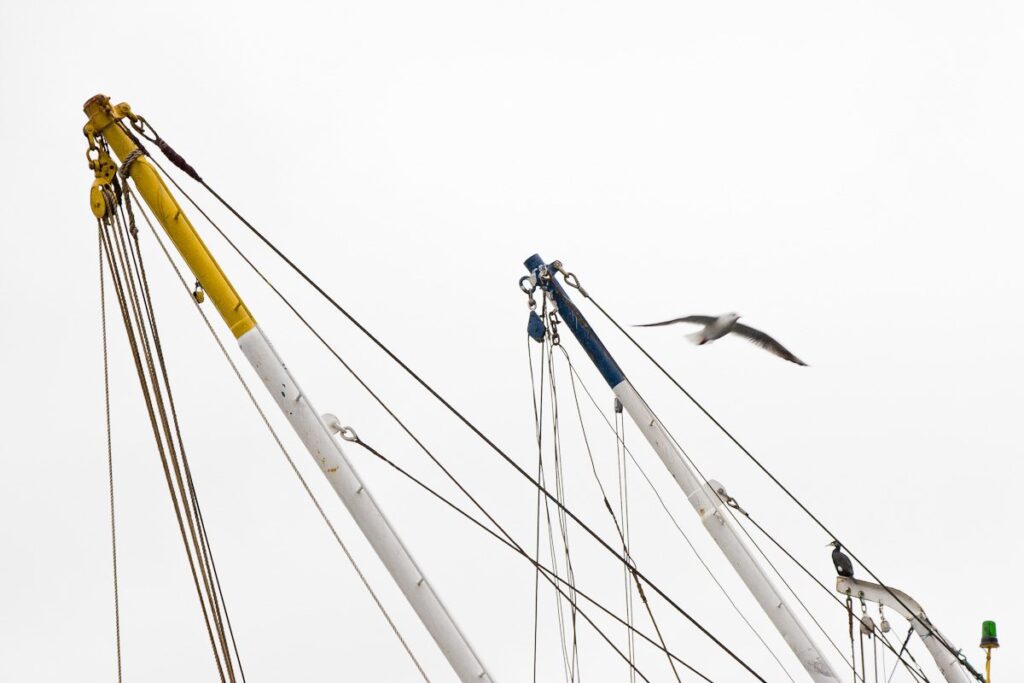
[635,313,808,366]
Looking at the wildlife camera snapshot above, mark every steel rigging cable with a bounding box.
[561,336,926,682]
[98,225,123,683]
[560,277,981,682]
[121,185,247,683]
[132,136,769,681]
[128,116,978,683]
[97,184,241,681]
[545,340,582,682]
[344,433,721,683]
[558,350,803,681]
[125,136,724,681]
[135,202,432,683]
[553,311,930,683]
[527,334,547,683]
[114,165,676,682]
[529,335,577,683]
[559,344,682,683]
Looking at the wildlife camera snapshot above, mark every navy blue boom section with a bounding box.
[524,254,627,389]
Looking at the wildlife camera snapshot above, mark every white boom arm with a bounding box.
[615,382,840,682]
[836,576,971,683]
[240,327,492,682]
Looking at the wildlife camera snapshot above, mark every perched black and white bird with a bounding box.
[829,540,855,578]
[635,313,808,366]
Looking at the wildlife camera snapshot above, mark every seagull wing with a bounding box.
[731,323,808,366]
[634,315,717,328]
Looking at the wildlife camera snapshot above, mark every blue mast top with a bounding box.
[524,254,626,389]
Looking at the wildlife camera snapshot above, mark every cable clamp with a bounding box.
[118,148,145,180]
[519,275,538,310]
[714,484,748,515]
[551,260,589,297]
[129,114,160,144]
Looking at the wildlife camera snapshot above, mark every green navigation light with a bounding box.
[980,620,999,649]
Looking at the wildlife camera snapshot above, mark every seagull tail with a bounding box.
[687,330,708,345]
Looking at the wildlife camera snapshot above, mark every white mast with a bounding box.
[239,328,493,682]
[85,95,492,683]
[525,254,840,682]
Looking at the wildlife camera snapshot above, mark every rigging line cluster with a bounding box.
[735,510,929,683]
[528,334,577,683]
[133,201,431,683]
[634,368,927,683]
[538,320,679,683]
[558,345,682,683]
[558,351,800,682]
[598,337,927,683]
[343,432,721,683]
[343,423,715,683]
[647,405,862,679]
[142,151,525,561]
[137,140,769,681]
[139,140,718,681]
[96,180,244,682]
[552,304,931,683]
[567,277,982,682]
[546,337,583,682]
[142,124,918,682]
[526,332,546,683]
[123,180,250,683]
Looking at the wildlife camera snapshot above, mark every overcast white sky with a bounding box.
[2,1,1022,681]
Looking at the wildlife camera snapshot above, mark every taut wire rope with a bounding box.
[135,158,692,682]
[559,350,802,681]
[134,195,431,683]
[573,284,979,681]
[98,187,233,680]
[528,334,574,683]
[127,123,769,680]
[345,434,724,683]
[559,347,682,683]
[99,224,123,683]
[557,325,927,683]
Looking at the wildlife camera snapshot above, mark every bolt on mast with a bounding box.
[524,253,840,682]
[84,95,493,683]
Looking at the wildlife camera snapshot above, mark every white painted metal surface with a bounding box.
[836,577,971,683]
[239,326,492,682]
[613,380,840,682]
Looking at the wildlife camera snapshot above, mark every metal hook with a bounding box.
[519,275,538,310]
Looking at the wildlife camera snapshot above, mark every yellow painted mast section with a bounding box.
[84,94,256,338]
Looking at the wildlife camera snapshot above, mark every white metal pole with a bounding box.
[836,577,971,683]
[239,326,492,683]
[524,253,839,682]
[614,381,840,682]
